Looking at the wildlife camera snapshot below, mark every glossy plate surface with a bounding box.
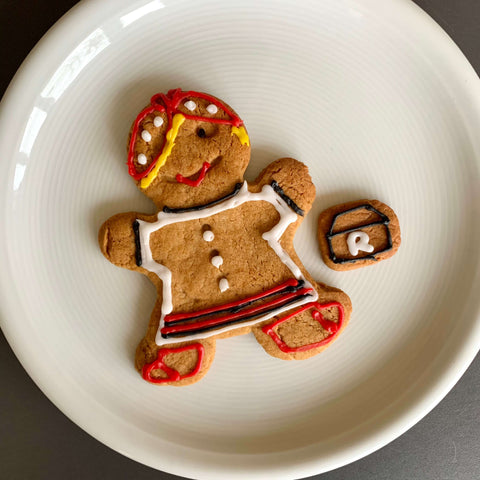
[1,0,479,478]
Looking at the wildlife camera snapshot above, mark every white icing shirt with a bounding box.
[136,182,317,346]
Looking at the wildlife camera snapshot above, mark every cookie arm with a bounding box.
[252,158,316,215]
[98,212,154,270]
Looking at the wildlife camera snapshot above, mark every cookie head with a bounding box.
[127,89,251,207]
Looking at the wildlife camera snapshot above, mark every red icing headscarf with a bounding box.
[127,89,244,181]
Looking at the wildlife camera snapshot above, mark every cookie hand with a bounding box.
[98,212,152,269]
[254,157,316,216]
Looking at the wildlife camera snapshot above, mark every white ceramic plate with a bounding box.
[1,0,480,478]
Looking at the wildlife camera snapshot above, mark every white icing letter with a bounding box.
[347,231,374,256]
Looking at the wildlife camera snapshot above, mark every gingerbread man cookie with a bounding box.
[99,89,352,386]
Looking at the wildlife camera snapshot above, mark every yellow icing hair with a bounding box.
[140,113,186,189]
[231,126,250,146]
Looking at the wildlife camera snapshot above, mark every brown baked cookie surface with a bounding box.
[99,89,351,386]
[318,199,401,271]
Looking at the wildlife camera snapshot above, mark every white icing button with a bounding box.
[347,231,375,256]
[203,230,214,242]
[211,255,223,268]
[153,116,164,127]
[206,104,218,114]
[137,153,147,165]
[141,130,152,142]
[219,277,229,292]
[184,100,196,111]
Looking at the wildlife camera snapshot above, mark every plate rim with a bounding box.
[1,0,480,478]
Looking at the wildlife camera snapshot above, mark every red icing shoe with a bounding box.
[142,343,205,384]
[261,302,344,353]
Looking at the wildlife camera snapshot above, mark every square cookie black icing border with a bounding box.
[326,204,393,264]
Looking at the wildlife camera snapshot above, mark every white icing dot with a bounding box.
[141,130,152,142]
[203,230,214,242]
[153,116,164,127]
[184,100,197,111]
[219,278,229,292]
[206,104,218,114]
[137,153,147,165]
[211,255,223,268]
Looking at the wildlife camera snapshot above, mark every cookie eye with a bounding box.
[197,128,206,138]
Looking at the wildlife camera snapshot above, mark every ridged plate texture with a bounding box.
[1,0,479,478]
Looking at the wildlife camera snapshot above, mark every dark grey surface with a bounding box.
[1,1,479,479]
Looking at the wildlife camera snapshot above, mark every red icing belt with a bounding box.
[161,287,313,337]
[165,278,300,323]
[161,279,312,338]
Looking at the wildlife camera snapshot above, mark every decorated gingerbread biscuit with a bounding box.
[317,200,401,271]
[99,89,351,386]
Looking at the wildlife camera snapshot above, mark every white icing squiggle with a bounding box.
[137,182,317,345]
[347,231,374,256]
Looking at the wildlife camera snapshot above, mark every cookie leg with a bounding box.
[252,283,350,360]
[136,338,216,386]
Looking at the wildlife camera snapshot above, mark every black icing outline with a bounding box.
[270,181,304,216]
[326,204,392,264]
[132,220,142,267]
[162,183,243,213]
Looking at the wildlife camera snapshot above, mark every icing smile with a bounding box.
[175,161,212,187]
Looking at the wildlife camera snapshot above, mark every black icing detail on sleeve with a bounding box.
[326,204,392,264]
[270,181,304,216]
[132,220,142,267]
[162,183,243,214]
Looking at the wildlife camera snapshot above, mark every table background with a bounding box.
[1,1,479,479]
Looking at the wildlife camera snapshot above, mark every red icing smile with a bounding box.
[176,161,211,187]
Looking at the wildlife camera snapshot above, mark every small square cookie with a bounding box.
[318,200,401,271]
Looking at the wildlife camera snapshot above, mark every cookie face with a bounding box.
[127,89,251,210]
[99,89,352,385]
[318,199,401,270]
